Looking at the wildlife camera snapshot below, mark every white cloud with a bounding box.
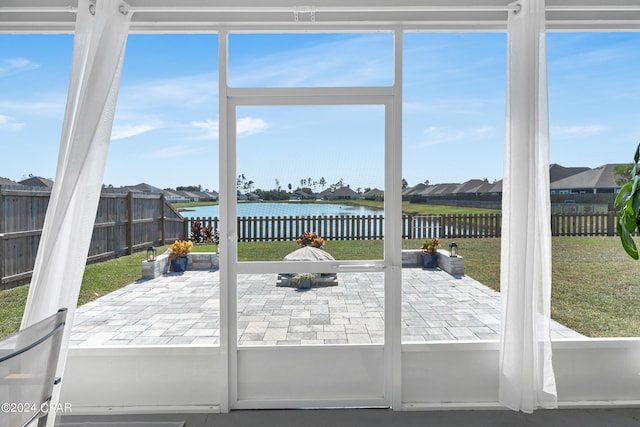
[118,73,218,111]
[111,121,164,140]
[191,119,218,139]
[191,117,268,139]
[0,115,25,131]
[231,34,392,87]
[0,57,39,77]
[552,125,604,138]
[0,99,65,115]
[422,127,466,146]
[418,125,495,147]
[237,117,268,136]
[474,126,494,136]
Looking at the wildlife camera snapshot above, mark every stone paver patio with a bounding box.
[70,268,581,347]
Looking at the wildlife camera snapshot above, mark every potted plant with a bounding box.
[293,272,316,289]
[615,142,640,259]
[420,237,440,268]
[296,232,326,249]
[169,239,193,272]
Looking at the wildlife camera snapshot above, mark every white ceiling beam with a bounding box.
[1,1,640,33]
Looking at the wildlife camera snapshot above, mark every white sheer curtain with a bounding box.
[499,0,557,413]
[20,0,131,424]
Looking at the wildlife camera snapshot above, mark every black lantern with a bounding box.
[147,246,156,262]
[449,242,458,258]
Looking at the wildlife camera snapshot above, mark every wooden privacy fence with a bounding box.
[0,187,184,290]
[0,189,622,291]
[187,212,619,242]
[551,213,616,236]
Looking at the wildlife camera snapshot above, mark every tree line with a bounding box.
[236,174,379,201]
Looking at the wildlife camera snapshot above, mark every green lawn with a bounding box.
[320,199,500,215]
[172,201,218,209]
[1,236,638,339]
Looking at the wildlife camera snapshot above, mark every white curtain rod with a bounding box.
[0,5,519,14]
[3,4,640,14]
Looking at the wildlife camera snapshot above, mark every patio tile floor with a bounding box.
[70,268,582,347]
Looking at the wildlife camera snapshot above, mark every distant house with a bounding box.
[290,191,315,201]
[100,185,128,195]
[549,164,590,183]
[163,189,218,202]
[0,177,19,186]
[238,192,260,201]
[163,190,190,203]
[364,188,384,201]
[550,164,623,195]
[175,190,201,202]
[405,164,596,202]
[203,190,219,201]
[402,183,428,200]
[123,182,163,194]
[417,183,459,196]
[19,176,53,188]
[322,186,360,200]
[484,180,503,195]
[454,179,489,195]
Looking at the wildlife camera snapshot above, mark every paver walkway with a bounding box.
[70,268,581,346]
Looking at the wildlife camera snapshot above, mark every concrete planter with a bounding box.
[142,251,219,279]
[420,254,438,268]
[402,249,463,277]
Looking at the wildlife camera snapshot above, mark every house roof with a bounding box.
[18,176,53,188]
[329,186,359,197]
[550,164,623,190]
[125,182,163,193]
[364,188,384,197]
[163,189,186,198]
[0,176,19,186]
[175,190,202,199]
[403,183,428,196]
[485,180,503,193]
[418,183,459,196]
[293,191,315,199]
[549,164,590,183]
[454,179,488,194]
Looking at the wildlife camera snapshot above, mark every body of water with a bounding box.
[180,202,383,219]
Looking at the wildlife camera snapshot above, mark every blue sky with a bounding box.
[1,32,639,192]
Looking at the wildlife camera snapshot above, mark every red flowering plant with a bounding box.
[296,232,326,249]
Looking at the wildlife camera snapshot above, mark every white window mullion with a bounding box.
[387,28,403,410]
[217,30,237,413]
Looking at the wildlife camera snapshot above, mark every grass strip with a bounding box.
[1,237,638,338]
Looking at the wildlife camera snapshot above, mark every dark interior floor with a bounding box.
[58,407,640,427]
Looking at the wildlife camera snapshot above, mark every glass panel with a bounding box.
[238,272,384,346]
[68,34,221,347]
[235,105,385,262]
[228,33,394,88]
[547,32,640,338]
[0,35,72,343]
[401,33,507,343]
[234,104,385,347]
[0,34,72,185]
